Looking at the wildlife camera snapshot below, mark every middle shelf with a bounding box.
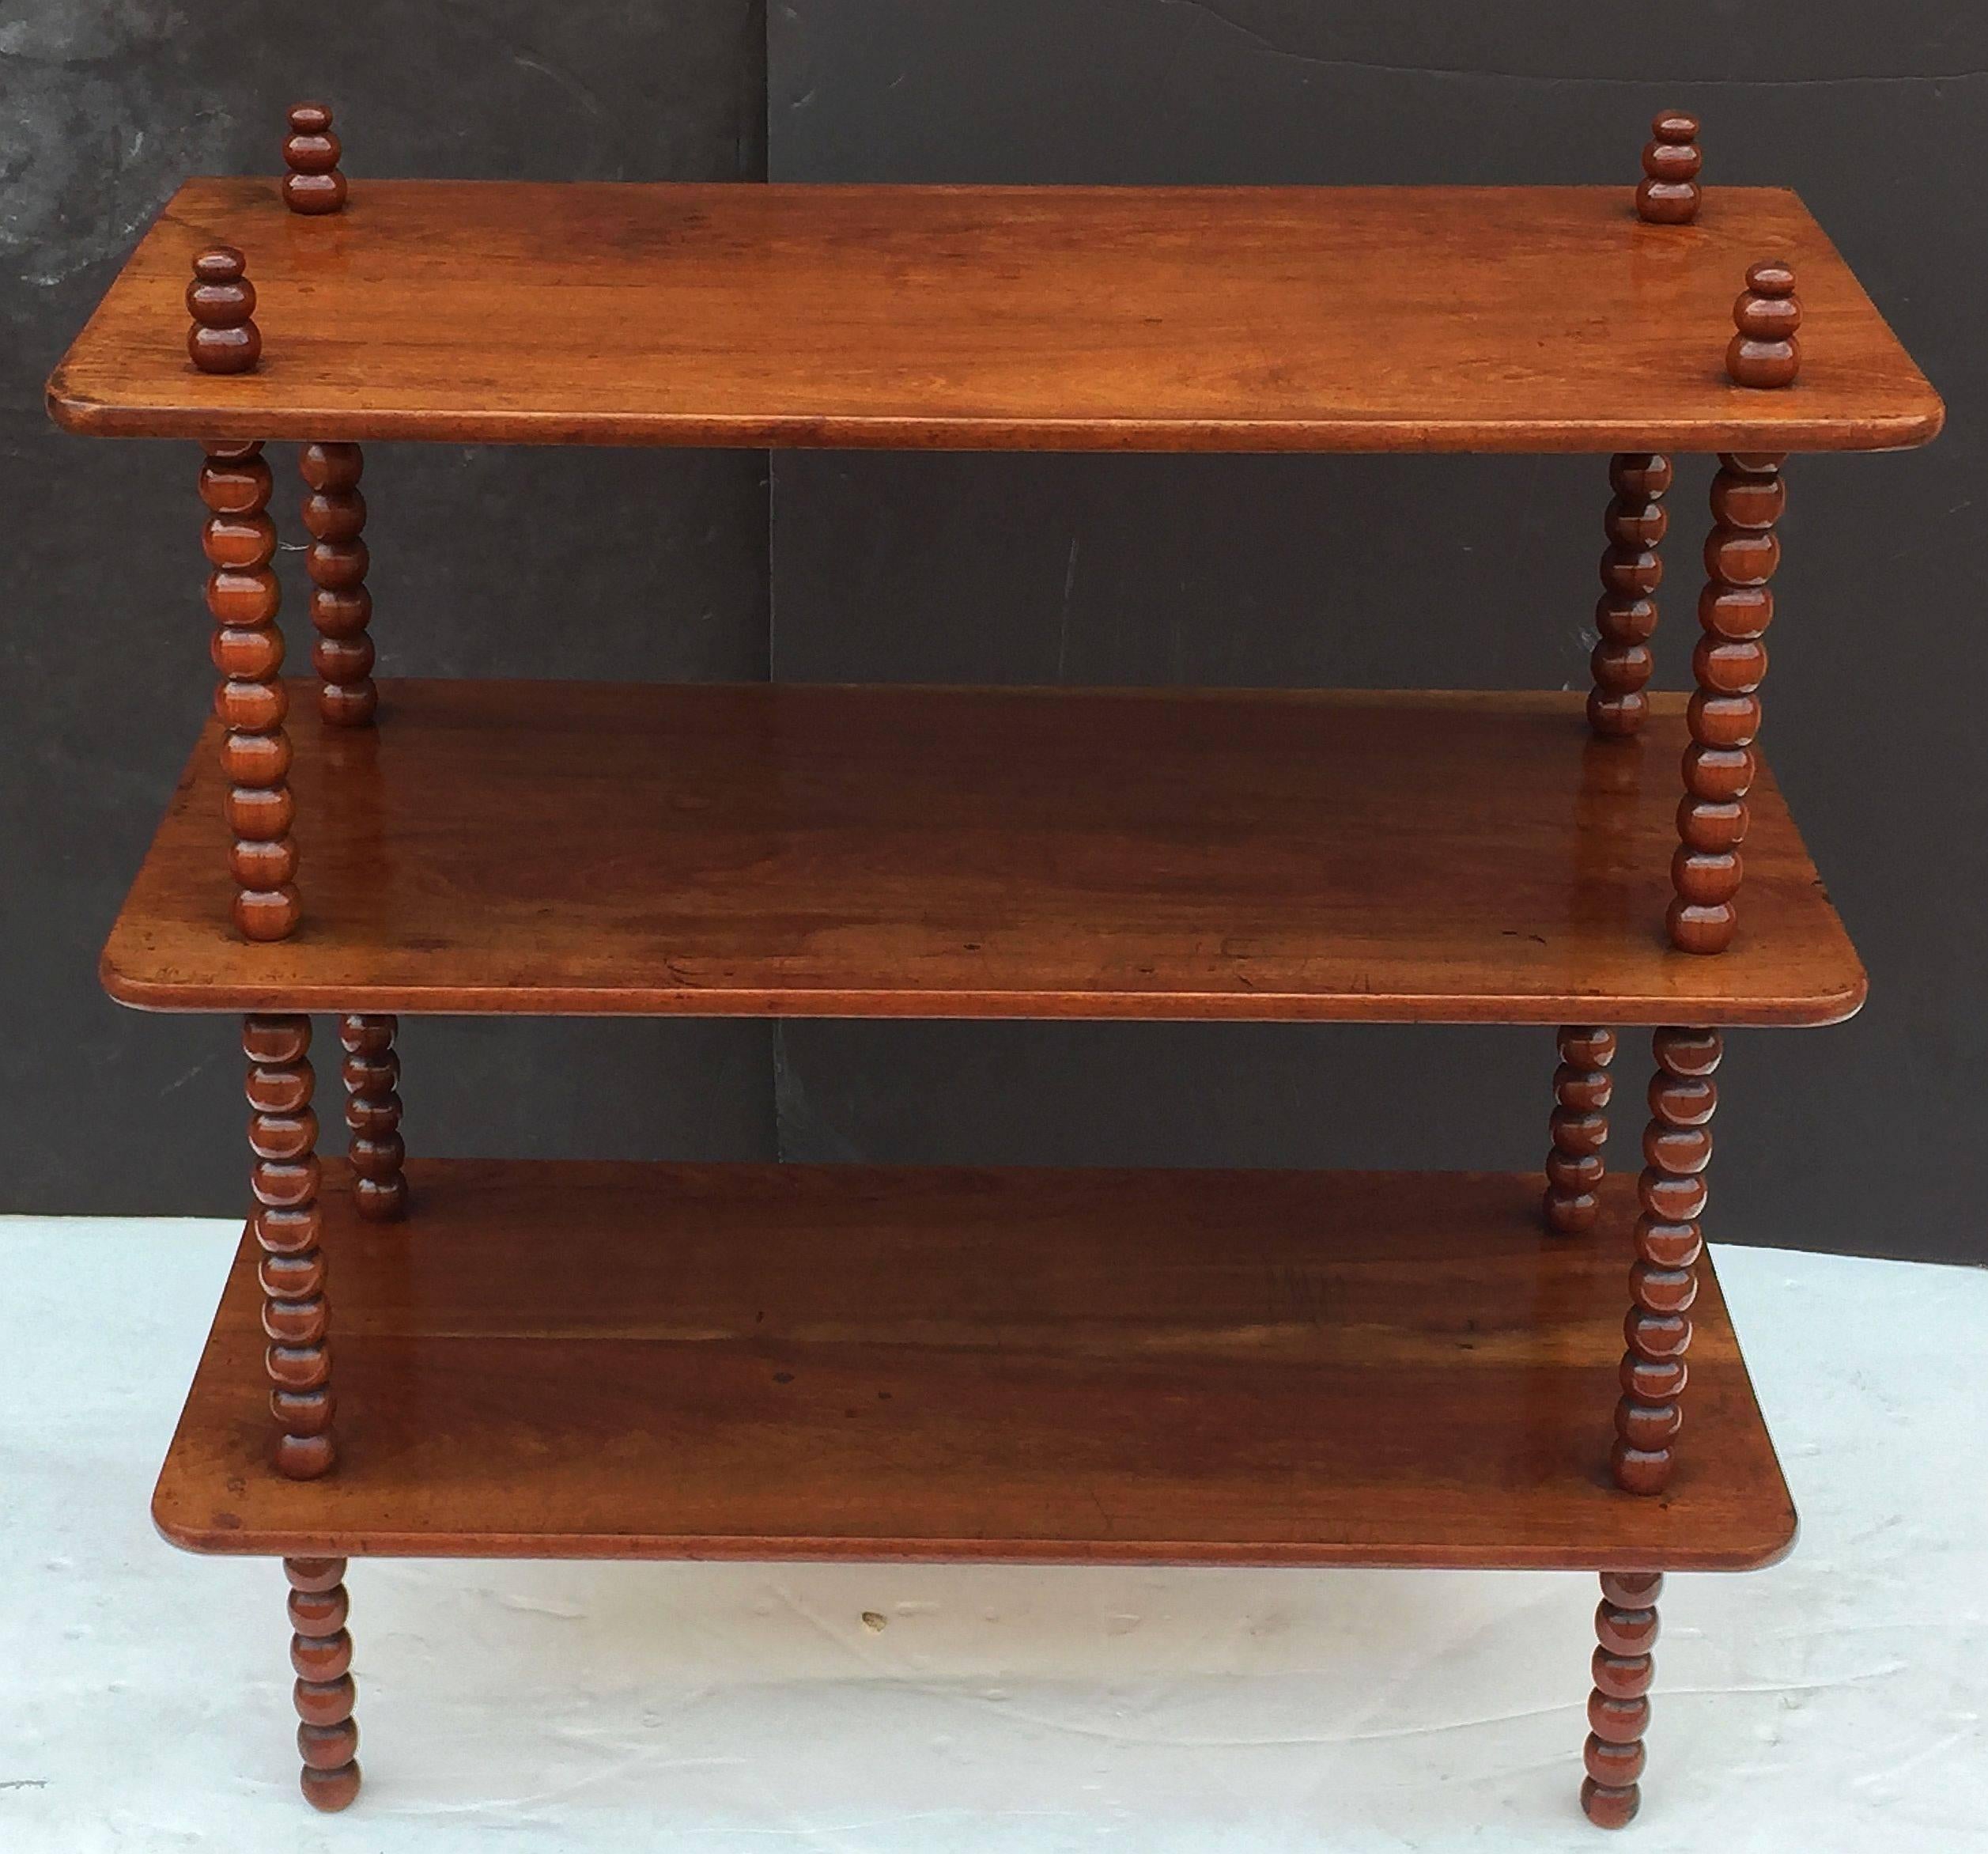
[108,679,1859,1023]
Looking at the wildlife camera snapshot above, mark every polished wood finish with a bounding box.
[282,104,346,217]
[1543,1027,1616,1234]
[1587,453,1672,738]
[1613,1028,1722,1496]
[153,1159,1797,1569]
[285,1557,360,1810]
[200,441,299,941]
[1728,261,1802,389]
[1669,455,1786,954]
[103,681,1865,1024]
[244,1014,336,1479]
[184,246,259,375]
[48,181,1941,452]
[1582,1570,1663,1828]
[338,1015,406,1221]
[298,443,376,725]
[1636,113,1702,225]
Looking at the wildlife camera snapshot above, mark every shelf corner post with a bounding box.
[246,1013,338,1478]
[1543,1026,1616,1233]
[283,102,348,214]
[1669,454,1785,953]
[1727,261,1801,390]
[202,439,301,940]
[1635,112,1701,223]
[286,1556,361,1809]
[1582,1569,1663,1826]
[1589,453,1672,738]
[187,247,260,374]
[1612,1027,1719,1494]
[300,442,379,725]
[340,1014,407,1219]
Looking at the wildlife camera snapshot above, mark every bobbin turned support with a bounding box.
[1669,454,1786,954]
[1728,261,1801,389]
[340,1015,407,1219]
[285,1557,361,1809]
[1588,454,1672,737]
[246,1015,337,1478]
[1543,1027,1616,1234]
[1636,112,1701,224]
[1612,1028,1720,1494]
[202,441,300,940]
[1582,1571,1663,1827]
[300,443,379,725]
[187,247,259,373]
[283,103,347,214]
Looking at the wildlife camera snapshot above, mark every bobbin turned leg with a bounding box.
[1613,1028,1720,1494]
[1669,456,1785,953]
[340,1015,406,1220]
[1588,456,1672,737]
[245,1015,336,1478]
[1544,1027,1616,1233]
[300,443,378,725]
[202,441,299,940]
[286,1557,361,1810]
[1582,1571,1663,1827]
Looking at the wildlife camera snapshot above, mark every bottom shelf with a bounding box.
[153,1160,1796,1571]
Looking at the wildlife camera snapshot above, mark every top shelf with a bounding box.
[49,180,1941,453]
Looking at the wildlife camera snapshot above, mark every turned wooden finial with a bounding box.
[283,102,347,214]
[1636,112,1702,224]
[187,248,260,373]
[1727,261,1801,388]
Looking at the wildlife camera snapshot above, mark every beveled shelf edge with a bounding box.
[43,386,1948,454]
[149,1512,1799,1573]
[100,960,1869,1028]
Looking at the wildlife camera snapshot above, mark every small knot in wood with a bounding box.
[284,101,348,214]
[1727,260,1801,388]
[187,247,260,373]
[1636,112,1702,224]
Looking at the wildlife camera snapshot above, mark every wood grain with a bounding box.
[103,681,1865,1024]
[151,1159,1797,1570]
[49,180,1941,452]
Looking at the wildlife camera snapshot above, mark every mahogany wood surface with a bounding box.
[152,1159,1797,1569]
[49,180,1941,452]
[102,681,1865,1024]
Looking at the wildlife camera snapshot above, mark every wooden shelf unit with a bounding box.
[51,103,1941,1833]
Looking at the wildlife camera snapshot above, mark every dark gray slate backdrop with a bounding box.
[765,3,1987,1263]
[2,3,774,1211]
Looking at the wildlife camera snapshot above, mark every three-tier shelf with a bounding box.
[47,105,1943,1830]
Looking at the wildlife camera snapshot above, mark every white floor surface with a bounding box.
[2,1216,1983,1852]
